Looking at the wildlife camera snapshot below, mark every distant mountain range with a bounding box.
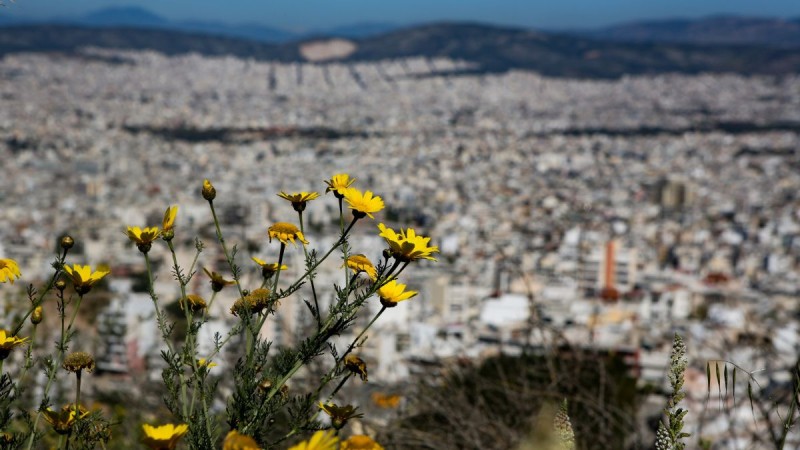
[0,6,398,43]
[580,15,800,48]
[2,8,800,78]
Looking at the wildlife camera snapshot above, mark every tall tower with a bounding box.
[600,240,620,302]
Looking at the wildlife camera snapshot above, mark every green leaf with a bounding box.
[748,381,756,426]
[724,364,728,398]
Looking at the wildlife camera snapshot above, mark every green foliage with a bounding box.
[655,334,689,450]
[383,351,639,450]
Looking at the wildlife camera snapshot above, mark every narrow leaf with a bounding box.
[748,381,756,426]
[706,362,711,398]
[724,364,729,397]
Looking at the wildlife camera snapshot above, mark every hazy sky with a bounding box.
[4,0,800,30]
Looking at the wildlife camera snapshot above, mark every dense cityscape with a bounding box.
[2,48,800,447]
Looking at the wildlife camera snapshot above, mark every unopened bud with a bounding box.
[55,279,67,292]
[31,306,43,325]
[60,236,74,250]
[202,179,216,201]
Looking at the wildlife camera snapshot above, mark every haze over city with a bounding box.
[3,0,800,30]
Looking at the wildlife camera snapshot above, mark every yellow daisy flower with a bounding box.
[162,205,179,240]
[223,430,261,450]
[197,358,217,369]
[141,423,189,450]
[343,188,384,219]
[251,257,288,279]
[377,280,418,307]
[43,404,90,435]
[203,268,237,292]
[344,254,377,280]
[63,264,110,295]
[341,435,385,450]
[268,222,309,247]
[325,173,356,198]
[0,329,28,360]
[0,258,21,284]
[319,402,363,430]
[126,226,161,253]
[377,223,439,262]
[278,191,320,212]
[288,430,339,450]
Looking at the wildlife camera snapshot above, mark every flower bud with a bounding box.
[31,306,43,325]
[55,279,67,292]
[60,236,74,250]
[161,228,175,241]
[257,379,272,393]
[202,179,216,201]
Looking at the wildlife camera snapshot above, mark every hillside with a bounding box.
[2,22,800,78]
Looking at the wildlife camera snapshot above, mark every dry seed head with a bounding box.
[63,351,95,373]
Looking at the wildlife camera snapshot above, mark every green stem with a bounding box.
[204,291,218,320]
[338,198,344,236]
[298,212,323,328]
[167,241,211,440]
[326,373,352,402]
[340,306,386,363]
[207,200,246,299]
[275,217,359,307]
[74,371,82,426]
[255,244,286,333]
[26,292,83,450]
[187,243,203,281]
[167,234,212,439]
[266,264,399,444]
[65,296,83,338]
[143,254,174,353]
[13,249,68,336]
[199,321,243,363]
[20,324,37,379]
[244,218,363,434]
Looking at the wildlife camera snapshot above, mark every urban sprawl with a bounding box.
[2,48,800,446]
